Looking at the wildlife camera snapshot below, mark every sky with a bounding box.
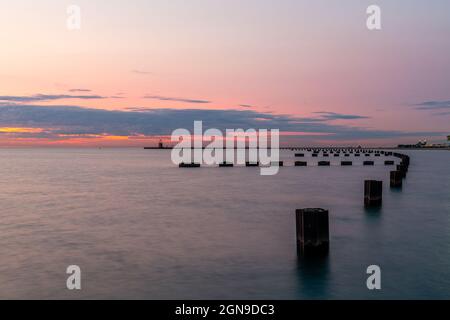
[0,0,449,146]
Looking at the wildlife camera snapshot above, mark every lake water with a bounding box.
[0,148,449,299]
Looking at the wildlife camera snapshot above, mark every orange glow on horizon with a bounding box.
[0,127,45,133]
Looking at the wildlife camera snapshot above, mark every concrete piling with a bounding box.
[295,208,329,255]
[364,180,383,207]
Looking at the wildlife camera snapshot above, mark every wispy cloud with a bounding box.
[314,112,370,120]
[239,104,256,108]
[414,100,450,110]
[69,89,92,93]
[0,94,106,103]
[143,95,211,104]
[132,69,152,75]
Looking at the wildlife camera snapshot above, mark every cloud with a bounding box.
[239,104,255,108]
[412,100,450,117]
[414,100,450,110]
[0,104,444,141]
[69,89,92,93]
[143,95,211,104]
[314,112,370,120]
[0,94,107,103]
[132,70,152,75]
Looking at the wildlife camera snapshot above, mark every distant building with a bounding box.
[399,137,449,149]
[158,140,164,149]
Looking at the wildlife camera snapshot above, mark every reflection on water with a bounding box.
[296,253,331,299]
[0,148,449,299]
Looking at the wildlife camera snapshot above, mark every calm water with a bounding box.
[0,148,449,299]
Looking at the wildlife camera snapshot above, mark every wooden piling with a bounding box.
[295,208,329,255]
[390,171,403,188]
[219,162,234,167]
[364,180,383,207]
[179,163,201,168]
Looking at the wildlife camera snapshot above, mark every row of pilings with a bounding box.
[296,151,410,257]
[179,148,395,168]
[176,147,410,257]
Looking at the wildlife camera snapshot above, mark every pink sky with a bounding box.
[1,0,449,146]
